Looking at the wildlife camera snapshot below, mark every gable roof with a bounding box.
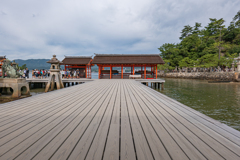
[0,56,6,61]
[61,56,92,65]
[92,54,164,64]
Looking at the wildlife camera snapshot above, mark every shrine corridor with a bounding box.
[0,80,239,160]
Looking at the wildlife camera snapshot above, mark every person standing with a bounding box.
[23,69,26,78]
[61,69,65,78]
[26,68,29,78]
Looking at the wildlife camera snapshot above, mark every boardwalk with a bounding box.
[0,80,240,160]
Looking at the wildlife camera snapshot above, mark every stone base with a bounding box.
[0,78,30,98]
[158,72,240,82]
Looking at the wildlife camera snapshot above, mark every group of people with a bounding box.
[31,69,50,79]
[60,69,85,79]
[19,68,29,78]
[21,69,85,79]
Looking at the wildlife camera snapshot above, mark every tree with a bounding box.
[158,10,240,69]
[17,64,27,70]
[180,25,193,40]
[157,59,175,71]
[192,22,202,34]
[179,57,196,68]
[233,10,240,28]
[196,54,218,68]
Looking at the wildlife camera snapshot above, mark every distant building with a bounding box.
[61,56,93,78]
[92,54,165,79]
[0,56,6,76]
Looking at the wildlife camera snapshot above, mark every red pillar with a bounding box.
[144,65,146,79]
[98,66,101,79]
[64,65,66,71]
[156,65,158,79]
[133,65,135,75]
[85,66,87,78]
[110,65,112,79]
[87,66,89,78]
[121,65,123,79]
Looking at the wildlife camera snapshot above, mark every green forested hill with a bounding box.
[14,59,51,70]
[158,10,240,70]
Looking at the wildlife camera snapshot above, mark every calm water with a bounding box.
[156,78,240,131]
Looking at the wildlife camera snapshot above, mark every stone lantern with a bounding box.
[12,60,17,70]
[236,53,240,72]
[45,55,64,92]
[232,62,235,72]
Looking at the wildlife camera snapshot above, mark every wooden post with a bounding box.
[133,65,135,75]
[64,65,66,71]
[121,65,123,79]
[162,83,164,90]
[156,65,158,79]
[110,65,112,79]
[144,65,146,79]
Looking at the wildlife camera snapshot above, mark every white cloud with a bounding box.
[0,0,239,60]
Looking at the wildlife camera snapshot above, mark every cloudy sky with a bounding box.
[0,0,239,60]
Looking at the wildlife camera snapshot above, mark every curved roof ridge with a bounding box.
[64,55,92,58]
[94,53,160,56]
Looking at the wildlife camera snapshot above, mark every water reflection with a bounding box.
[155,78,240,131]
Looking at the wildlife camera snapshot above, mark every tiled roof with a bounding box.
[92,54,164,64]
[61,56,92,65]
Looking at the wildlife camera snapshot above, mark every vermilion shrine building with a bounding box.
[92,54,164,79]
[0,56,6,76]
[61,56,93,78]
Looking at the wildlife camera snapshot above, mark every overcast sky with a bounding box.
[0,0,239,60]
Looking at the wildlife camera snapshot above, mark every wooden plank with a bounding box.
[0,81,106,148]
[0,81,112,159]
[0,81,92,113]
[32,81,116,160]
[139,82,240,138]
[0,82,91,120]
[0,79,239,160]
[0,82,100,135]
[130,81,240,159]
[85,81,119,160]
[134,81,240,144]
[123,81,154,160]
[125,81,189,160]
[127,81,207,159]
[65,81,118,160]
[119,81,136,160]
[103,81,120,160]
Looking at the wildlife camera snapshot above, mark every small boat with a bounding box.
[208,81,231,83]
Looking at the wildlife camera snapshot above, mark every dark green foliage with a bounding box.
[159,11,240,68]
[18,64,27,70]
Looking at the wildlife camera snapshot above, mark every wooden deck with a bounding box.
[0,79,239,160]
